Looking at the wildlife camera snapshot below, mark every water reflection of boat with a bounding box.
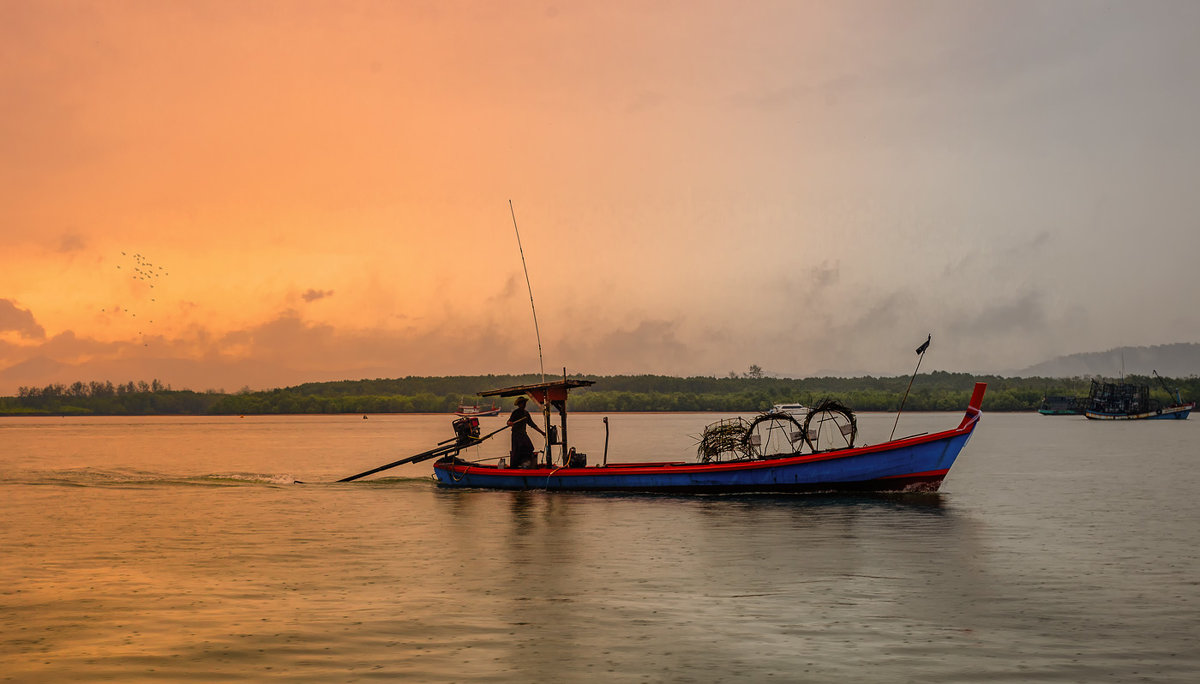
[430,379,987,494]
[1083,377,1193,420]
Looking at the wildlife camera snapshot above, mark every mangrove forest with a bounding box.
[2,372,1197,416]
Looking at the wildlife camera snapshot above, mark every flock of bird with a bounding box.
[103,252,169,347]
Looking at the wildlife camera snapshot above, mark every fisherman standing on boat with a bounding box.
[507,396,544,468]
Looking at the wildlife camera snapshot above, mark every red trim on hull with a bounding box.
[432,471,951,495]
[882,468,949,479]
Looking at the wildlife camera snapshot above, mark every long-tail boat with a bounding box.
[423,379,987,494]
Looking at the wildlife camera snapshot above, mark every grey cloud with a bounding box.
[597,319,687,362]
[207,309,531,376]
[301,289,334,302]
[942,230,1054,283]
[486,274,521,306]
[837,291,913,338]
[772,261,842,302]
[554,319,695,375]
[39,330,124,358]
[945,291,1047,338]
[811,260,840,289]
[0,309,536,394]
[0,300,46,340]
[57,233,86,253]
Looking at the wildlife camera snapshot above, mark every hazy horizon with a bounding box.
[7,341,1199,398]
[4,1,1199,395]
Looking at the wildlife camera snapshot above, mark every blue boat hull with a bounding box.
[1084,403,1193,420]
[433,384,986,494]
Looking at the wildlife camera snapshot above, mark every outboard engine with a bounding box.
[452,416,480,444]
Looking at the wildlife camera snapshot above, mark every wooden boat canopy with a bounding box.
[478,378,595,464]
[479,378,594,404]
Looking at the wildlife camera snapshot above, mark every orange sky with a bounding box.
[3,1,1200,393]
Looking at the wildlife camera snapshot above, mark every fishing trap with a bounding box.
[696,400,858,463]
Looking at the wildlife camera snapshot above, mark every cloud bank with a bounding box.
[0,300,46,341]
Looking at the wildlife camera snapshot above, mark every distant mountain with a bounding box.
[1017,343,1200,378]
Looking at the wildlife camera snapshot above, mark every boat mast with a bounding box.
[560,367,569,461]
[891,334,931,441]
[509,200,551,462]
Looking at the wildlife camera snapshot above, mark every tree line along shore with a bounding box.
[3,372,1196,417]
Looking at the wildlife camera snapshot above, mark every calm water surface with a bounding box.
[1,411,1197,682]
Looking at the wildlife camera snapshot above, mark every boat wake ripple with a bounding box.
[4,468,302,487]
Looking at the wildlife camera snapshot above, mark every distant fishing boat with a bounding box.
[1083,377,1193,420]
[769,402,809,416]
[422,379,987,494]
[454,402,501,418]
[1038,395,1083,416]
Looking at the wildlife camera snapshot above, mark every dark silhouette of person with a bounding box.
[507,396,544,468]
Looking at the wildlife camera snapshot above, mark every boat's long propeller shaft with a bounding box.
[336,424,511,483]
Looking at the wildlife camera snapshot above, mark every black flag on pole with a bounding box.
[915,334,931,355]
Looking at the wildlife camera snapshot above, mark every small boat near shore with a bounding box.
[1039,395,1083,416]
[769,402,809,416]
[429,379,987,494]
[454,402,501,418]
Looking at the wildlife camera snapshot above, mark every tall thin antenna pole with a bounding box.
[509,200,545,384]
[891,334,931,441]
